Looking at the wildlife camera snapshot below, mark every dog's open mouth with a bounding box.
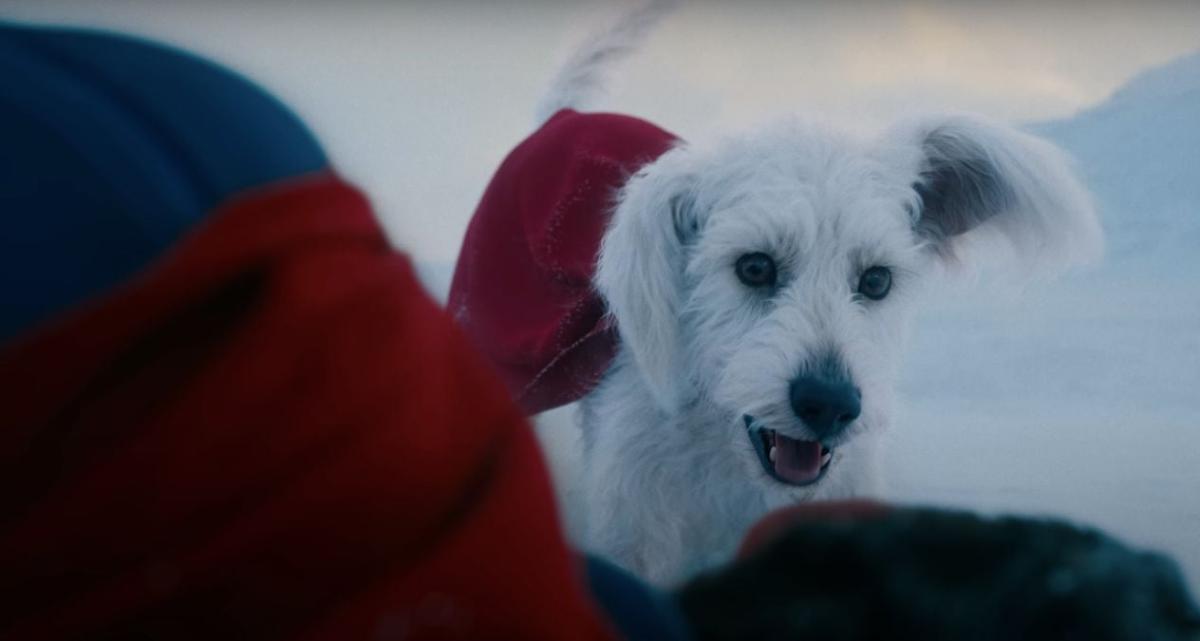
[744,415,832,486]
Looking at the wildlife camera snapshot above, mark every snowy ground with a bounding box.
[888,271,1200,596]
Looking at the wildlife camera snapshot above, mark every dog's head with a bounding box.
[595,114,1100,498]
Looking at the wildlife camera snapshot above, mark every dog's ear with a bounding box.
[595,151,699,413]
[900,115,1102,274]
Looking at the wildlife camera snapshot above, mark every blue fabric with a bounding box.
[0,22,327,342]
[585,555,693,641]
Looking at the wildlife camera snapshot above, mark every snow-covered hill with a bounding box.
[1033,50,1200,270]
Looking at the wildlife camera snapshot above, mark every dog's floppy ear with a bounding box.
[595,150,699,413]
[901,115,1102,274]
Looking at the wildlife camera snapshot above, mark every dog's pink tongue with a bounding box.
[773,433,823,484]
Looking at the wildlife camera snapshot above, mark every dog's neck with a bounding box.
[576,347,771,583]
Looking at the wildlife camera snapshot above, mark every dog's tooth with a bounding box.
[769,446,777,462]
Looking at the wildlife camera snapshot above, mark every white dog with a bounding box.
[486,4,1102,586]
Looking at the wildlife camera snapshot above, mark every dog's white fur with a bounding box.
[535,3,1103,586]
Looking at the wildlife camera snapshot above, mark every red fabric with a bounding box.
[736,500,893,559]
[448,109,679,414]
[0,173,615,641]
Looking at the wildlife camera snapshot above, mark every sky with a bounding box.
[4,1,1199,263]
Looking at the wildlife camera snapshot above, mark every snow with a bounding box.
[422,49,1200,594]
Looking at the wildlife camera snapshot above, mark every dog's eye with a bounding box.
[857,266,892,300]
[735,252,777,288]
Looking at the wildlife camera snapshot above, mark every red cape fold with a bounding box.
[0,173,615,641]
[448,109,679,414]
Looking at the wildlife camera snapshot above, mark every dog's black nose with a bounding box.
[789,374,861,439]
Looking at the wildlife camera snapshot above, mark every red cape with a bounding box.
[448,109,679,414]
[0,174,615,641]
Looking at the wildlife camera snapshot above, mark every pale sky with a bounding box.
[4,1,1200,262]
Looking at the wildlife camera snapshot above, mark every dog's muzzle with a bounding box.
[743,415,832,486]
